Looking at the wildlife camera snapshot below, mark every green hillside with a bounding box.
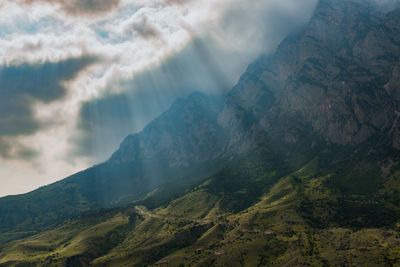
[2,144,400,266]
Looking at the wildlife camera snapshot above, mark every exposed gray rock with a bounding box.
[220,0,400,150]
[110,92,227,168]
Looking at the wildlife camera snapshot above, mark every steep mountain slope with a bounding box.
[110,92,226,167]
[0,93,228,243]
[220,0,400,151]
[2,0,400,266]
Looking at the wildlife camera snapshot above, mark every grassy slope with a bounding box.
[0,208,140,266]
[2,147,400,266]
[124,157,400,267]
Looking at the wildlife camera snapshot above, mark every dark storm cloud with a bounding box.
[0,55,99,159]
[20,0,120,16]
[0,138,39,160]
[0,56,98,103]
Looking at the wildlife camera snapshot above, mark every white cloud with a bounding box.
[0,0,318,196]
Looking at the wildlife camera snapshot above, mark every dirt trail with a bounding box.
[134,205,220,224]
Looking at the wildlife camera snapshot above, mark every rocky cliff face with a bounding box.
[220,0,400,150]
[109,92,226,168]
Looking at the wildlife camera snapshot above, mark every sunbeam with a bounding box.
[0,0,318,196]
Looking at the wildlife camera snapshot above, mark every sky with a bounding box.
[0,0,319,197]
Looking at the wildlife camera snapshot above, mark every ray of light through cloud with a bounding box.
[0,0,318,197]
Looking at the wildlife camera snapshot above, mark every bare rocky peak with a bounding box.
[220,0,400,150]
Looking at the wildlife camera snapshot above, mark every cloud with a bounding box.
[68,0,320,161]
[71,38,232,160]
[130,16,163,41]
[0,138,39,160]
[0,55,99,103]
[20,0,121,16]
[0,0,320,196]
[0,55,99,159]
[164,0,191,5]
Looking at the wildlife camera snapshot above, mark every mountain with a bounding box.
[0,92,228,243]
[2,0,400,265]
[110,92,226,167]
[220,0,400,150]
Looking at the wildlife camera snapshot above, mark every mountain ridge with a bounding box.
[0,91,229,243]
[2,1,400,265]
[219,0,400,153]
